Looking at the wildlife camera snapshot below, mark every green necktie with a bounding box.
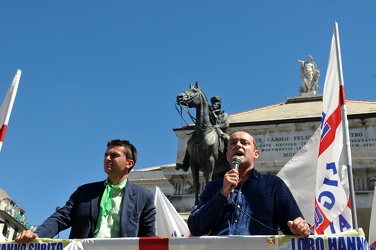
[94,183,117,235]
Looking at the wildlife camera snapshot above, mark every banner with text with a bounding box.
[0,230,369,250]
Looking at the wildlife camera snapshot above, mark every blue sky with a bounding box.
[0,1,375,239]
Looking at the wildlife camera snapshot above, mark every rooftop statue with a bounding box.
[176,82,231,206]
[298,55,320,94]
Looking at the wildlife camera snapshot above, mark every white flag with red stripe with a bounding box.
[314,23,354,234]
[0,69,21,151]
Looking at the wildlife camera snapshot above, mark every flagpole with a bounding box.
[333,21,358,230]
[0,69,21,151]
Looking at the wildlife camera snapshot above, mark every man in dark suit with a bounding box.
[16,139,156,241]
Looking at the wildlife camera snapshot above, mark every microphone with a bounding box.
[230,155,241,197]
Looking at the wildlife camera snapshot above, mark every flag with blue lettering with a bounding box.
[314,23,353,234]
[0,69,21,152]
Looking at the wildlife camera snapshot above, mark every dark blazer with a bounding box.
[35,180,156,238]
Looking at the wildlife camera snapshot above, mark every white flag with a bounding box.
[0,69,21,151]
[369,183,376,250]
[277,127,321,226]
[154,186,190,237]
[314,22,353,234]
[0,232,5,241]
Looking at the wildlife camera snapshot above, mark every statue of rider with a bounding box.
[209,96,230,148]
[176,96,230,171]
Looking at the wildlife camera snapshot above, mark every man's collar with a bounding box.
[246,168,260,180]
[104,178,127,189]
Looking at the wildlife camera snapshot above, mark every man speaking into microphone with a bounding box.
[188,131,310,237]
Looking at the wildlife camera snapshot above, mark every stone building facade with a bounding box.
[129,94,376,237]
[0,188,35,241]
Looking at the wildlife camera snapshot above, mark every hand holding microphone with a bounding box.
[230,155,241,197]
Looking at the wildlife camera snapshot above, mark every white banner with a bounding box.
[1,230,370,250]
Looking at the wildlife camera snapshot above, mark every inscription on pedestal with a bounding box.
[253,127,376,163]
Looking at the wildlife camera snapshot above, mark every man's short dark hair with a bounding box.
[107,139,138,169]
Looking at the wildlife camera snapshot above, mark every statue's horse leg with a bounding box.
[189,152,200,206]
[188,143,200,206]
[191,163,200,207]
[204,155,215,184]
[204,132,220,182]
[192,155,214,206]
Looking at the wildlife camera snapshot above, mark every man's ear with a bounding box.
[127,159,135,168]
[254,150,260,159]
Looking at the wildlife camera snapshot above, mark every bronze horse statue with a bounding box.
[176,82,231,206]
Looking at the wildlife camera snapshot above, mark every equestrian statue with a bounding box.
[176,82,231,206]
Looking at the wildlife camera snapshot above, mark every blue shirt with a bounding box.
[188,168,304,236]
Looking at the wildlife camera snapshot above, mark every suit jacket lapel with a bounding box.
[119,181,136,236]
[90,180,106,236]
